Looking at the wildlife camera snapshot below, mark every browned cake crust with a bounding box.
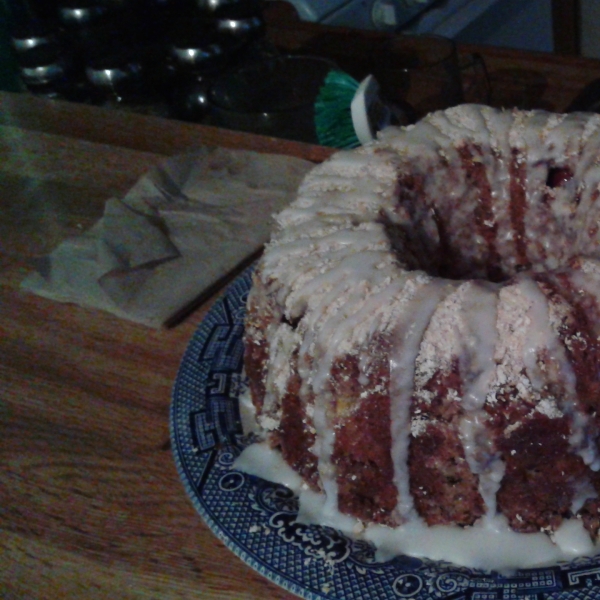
[409,365,485,526]
[330,340,398,526]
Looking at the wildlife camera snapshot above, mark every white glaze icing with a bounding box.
[390,277,454,519]
[234,441,600,572]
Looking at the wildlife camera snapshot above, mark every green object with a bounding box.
[314,70,361,149]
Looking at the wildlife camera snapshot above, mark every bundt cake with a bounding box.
[241,104,600,568]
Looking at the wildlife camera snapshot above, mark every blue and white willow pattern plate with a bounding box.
[170,266,600,600]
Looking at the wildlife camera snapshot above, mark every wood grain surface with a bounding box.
[0,91,329,600]
[3,23,600,598]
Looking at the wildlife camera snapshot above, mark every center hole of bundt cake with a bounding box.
[382,210,524,284]
[382,160,577,284]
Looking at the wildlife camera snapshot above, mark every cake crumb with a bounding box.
[353,521,365,534]
[535,398,562,419]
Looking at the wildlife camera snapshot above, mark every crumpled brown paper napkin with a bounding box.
[21,147,313,327]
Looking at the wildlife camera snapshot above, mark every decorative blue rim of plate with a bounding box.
[170,265,600,600]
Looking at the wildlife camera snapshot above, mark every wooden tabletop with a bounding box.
[4,18,600,597]
[0,90,330,600]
